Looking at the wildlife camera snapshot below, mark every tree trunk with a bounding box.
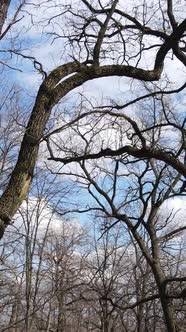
[159,288,176,332]
[152,264,176,332]
[0,0,11,36]
[0,60,164,239]
[8,292,21,332]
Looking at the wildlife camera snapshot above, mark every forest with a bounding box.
[0,0,186,331]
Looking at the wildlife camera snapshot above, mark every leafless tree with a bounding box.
[0,1,186,331]
[44,86,186,331]
[0,0,185,239]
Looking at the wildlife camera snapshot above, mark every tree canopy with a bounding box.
[0,1,186,331]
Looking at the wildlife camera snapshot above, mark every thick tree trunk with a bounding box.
[130,216,177,332]
[0,62,163,239]
[152,262,176,332]
[57,290,66,332]
[161,296,176,332]
[0,0,11,36]
[101,300,109,332]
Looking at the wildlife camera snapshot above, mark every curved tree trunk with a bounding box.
[0,3,185,239]
[0,62,162,238]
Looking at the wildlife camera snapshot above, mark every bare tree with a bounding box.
[0,2,185,331]
[44,86,186,331]
[0,0,185,238]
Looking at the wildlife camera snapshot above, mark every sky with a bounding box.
[1,0,186,235]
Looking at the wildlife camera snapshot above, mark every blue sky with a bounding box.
[1,0,186,233]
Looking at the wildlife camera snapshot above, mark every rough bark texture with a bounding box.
[0,0,11,36]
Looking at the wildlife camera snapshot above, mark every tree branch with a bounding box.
[49,145,186,178]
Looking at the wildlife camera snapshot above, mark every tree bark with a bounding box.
[154,270,176,332]
[0,0,11,36]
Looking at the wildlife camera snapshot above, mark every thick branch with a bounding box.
[160,225,186,242]
[155,19,186,69]
[108,294,160,311]
[50,145,186,178]
[167,0,177,30]
[92,0,118,64]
